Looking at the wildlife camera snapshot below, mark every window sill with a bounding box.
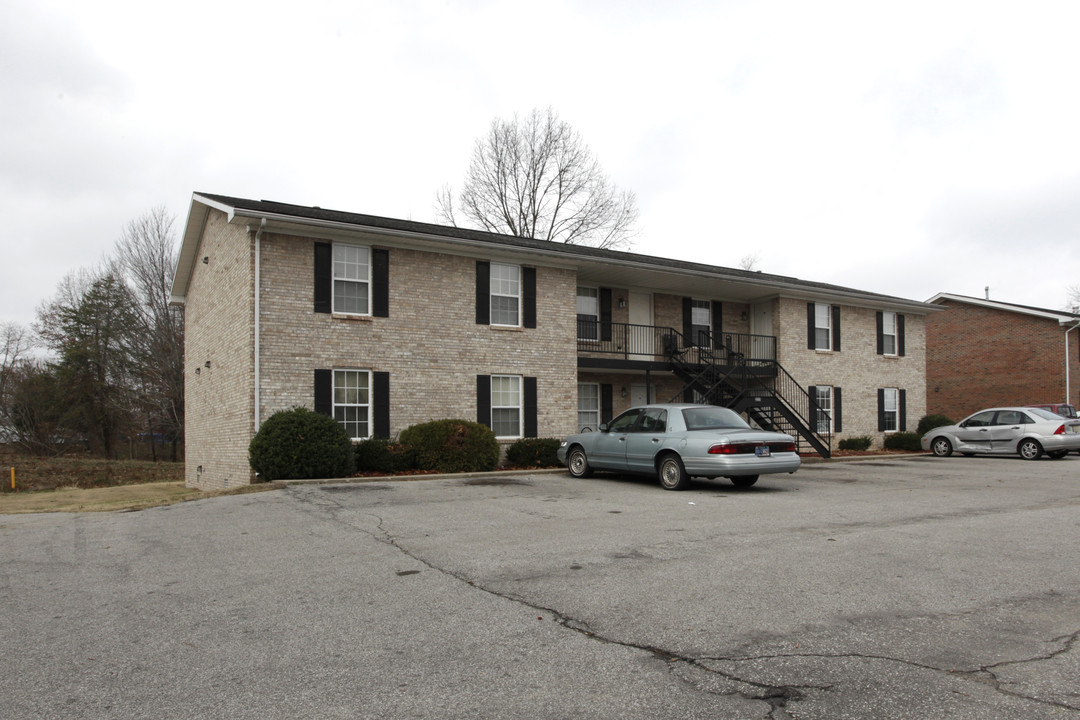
[490,324,524,332]
[332,313,373,322]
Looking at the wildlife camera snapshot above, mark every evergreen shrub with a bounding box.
[248,407,355,481]
[837,436,873,451]
[399,419,499,473]
[505,438,562,468]
[883,432,922,451]
[354,438,416,474]
[916,414,954,437]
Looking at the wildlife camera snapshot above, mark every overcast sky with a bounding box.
[3,0,1079,328]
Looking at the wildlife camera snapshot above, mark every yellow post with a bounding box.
[10,467,14,491]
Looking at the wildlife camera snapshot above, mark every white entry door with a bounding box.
[628,292,653,358]
[750,302,774,360]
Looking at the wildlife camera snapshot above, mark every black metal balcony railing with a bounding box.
[577,321,776,364]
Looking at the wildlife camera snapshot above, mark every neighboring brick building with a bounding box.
[925,293,1080,422]
[171,193,939,489]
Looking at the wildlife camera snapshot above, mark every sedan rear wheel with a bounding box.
[931,437,953,457]
[1018,439,1043,460]
[658,454,689,491]
[730,475,759,488]
[567,447,593,478]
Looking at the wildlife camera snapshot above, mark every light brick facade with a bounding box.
[174,194,938,489]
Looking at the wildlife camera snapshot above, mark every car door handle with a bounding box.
[979,429,989,432]
[651,437,661,443]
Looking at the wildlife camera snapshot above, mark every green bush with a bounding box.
[837,436,873,451]
[917,414,954,437]
[354,438,416,474]
[883,432,922,451]
[249,407,355,481]
[505,438,562,468]
[399,419,499,473]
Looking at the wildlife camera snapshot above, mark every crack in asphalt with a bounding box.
[294,487,1080,716]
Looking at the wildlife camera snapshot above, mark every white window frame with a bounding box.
[691,298,712,347]
[577,286,599,341]
[814,303,832,350]
[332,243,372,316]
[882,311,897,356]
[577,382,600,432]
[333,369,371,440]
[491,374,522,438]
[814,386,833,434]
[489,263,521,327]
[883,387,899,433]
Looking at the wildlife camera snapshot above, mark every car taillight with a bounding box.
[768,442,797,453]
[708,443,760,455]
[1054,424,1066,435]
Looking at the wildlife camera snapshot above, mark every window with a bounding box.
[333,243,370,315]
[638,408,668,433]
[577,287,599,340]
[815,386,833,434]
[814,303,832,350]
[491,375,522,437]
[691,299,711,346]
[333,370,370,439]
[882,387,899,432]
[608,408,642,432]
[490,263,520,326]
[881,312,897,355]
[578,382,600,432]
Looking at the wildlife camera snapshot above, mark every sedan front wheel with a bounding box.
[931,437,953,457]
[567,447,593,478]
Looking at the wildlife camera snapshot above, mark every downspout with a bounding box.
[253,218,267,429]
[1066,318,1080,404]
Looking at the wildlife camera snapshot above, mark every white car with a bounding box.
[920,407,1080,460]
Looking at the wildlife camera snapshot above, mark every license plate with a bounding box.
[756,446,771,457]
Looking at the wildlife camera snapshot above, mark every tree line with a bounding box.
[0,206,184,460]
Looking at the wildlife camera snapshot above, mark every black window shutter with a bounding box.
[834,387,843,432]
[877,388,886,432]
[314,369,333,416]
[876,311,884,355]
[476,375,491,427]
[711,301,723,342]
[898,314,906,357]
[832,305,842,352]
[523,376,538,438]
[373,371,390,438]
[522,267,536,329]
[807,303,815,349]
[372,249,389,318]
[314,243,332,314]
[600,288,613,341]
[808,385,819,429]
[475,262,490,325]
[601,384,613,425]
[899,389,907,431]
[683,297,693,340]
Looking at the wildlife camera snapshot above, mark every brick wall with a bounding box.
[925,300,1078,420]
[183,210,255,489]
[777,298,927,448]
[257,231,580,447]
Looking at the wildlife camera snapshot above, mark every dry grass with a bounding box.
[0,446,281,513]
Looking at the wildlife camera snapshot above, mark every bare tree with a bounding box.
[437,107,639,249]
[114,206,184,460]
[739,254,761,272]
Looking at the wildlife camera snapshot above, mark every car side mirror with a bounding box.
[958,421,968,428]
[599,423,609,433]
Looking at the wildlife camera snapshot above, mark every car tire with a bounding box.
[567,447,593,478]
[658,454,689,491]
[730,475,759,488]
[1018,439,1043,460]
[1047,450,1068,459]
[931,437,953,457]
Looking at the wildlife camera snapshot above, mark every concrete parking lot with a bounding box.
[2,455,1079,719]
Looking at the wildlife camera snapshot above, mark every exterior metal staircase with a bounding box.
[663,331,832,458]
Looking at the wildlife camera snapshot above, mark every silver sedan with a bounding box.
[556,404,801,490]
[920,406,1080,460]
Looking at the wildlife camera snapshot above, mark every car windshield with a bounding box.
[1028,407,1066,421]
[681,406,750,431]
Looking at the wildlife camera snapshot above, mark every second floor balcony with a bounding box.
[576,321,777,366]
